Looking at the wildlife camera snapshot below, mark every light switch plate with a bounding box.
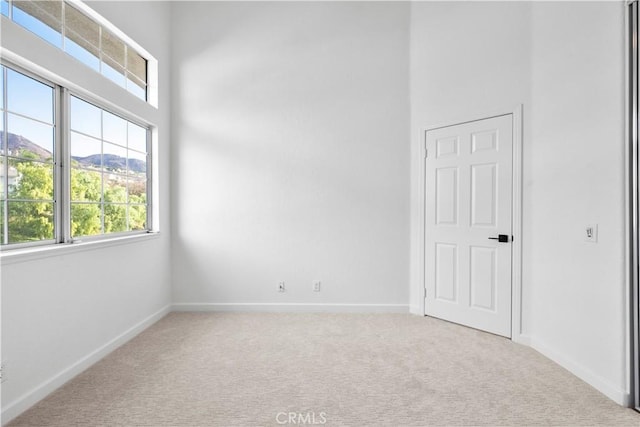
[585,224,598,243]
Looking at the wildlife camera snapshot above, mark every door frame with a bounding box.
[627,0,639,411]
[417,105,524,343]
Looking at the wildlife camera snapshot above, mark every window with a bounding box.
[0,0,155,250]
[0,64,152,248]
[69,96,148,238]
[0,67,56,245]
[2,0,148,101]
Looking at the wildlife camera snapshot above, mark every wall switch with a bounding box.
[278,282,285,292]
[585,224,598,243]
[313,281,321,292]
[1,361,7,383]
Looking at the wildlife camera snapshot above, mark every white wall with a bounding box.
[410,1,628,404]
[0,1,173,423]
[170,2,410,310]
[409,1,532,315]
[528,1,627,404]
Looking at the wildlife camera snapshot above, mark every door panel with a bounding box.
[436,136,459,158]
[436,167,458,225]
[469,245,496,311]
[471,163,496,227]
[425,114,512,337]
[435,243,458,302]
[471,129,497,153]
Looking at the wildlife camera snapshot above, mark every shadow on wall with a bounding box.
[170,2,410,304]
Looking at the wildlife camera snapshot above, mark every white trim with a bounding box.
[529,336,631,407]
[624,0,636,408]
[418,105,525,343]
[418,123,427,317]
[409,304,422,315]
[511,105,525,343]
[421,104,525,137]
[0,232,160,265]
[1,305,171,425]
[515,333,532,347]
[172,303,410,314]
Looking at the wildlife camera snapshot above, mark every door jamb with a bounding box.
[626,0,638,410]
[419,105,525,343]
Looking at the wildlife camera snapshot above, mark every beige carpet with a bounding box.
[7,312,640,426]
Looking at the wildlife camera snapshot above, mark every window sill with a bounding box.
[0,232,161,265]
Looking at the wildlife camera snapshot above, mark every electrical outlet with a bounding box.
[313,281,321,292]
[278,281,285,293]
[1,361,7,383]
[585,224,598,243]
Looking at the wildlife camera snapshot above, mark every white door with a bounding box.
[425,115,513,337]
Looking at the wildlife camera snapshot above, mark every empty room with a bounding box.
[2,0,640,425]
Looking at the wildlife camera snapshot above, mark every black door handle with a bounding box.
[488,234,510,243]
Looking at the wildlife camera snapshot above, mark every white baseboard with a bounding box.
[409,305,423,316]
[512,332,531,346]
[172,302,410,313]
[1,305,171,425]
[528,336,630,407]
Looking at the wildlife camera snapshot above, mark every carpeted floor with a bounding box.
[7,312,640,426]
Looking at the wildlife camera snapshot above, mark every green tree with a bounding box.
[104,180,127,233]
[127,179,147,231]
[70,168,102,237]
[7,157,54,243]
[5,155,149,243]
[70,203,101,237]
[129,204,146,230]
[71,167,101,202]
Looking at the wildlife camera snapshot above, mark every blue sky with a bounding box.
[5,69,54,155]
[1,75,147,162]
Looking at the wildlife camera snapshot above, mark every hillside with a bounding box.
[1,131,146,173]
[3,131,52,160]
[72,154,146,174]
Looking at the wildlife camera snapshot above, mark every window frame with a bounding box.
[0,59,153,250]
[0,61,60,249]
[65,90,152,243]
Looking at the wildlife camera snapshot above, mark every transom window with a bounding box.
[1,0,148,100]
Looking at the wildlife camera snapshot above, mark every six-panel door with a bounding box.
[425,115,513,337]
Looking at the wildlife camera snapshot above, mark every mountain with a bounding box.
[124,158,146,174]
[2,131,52,161]
[1,131,146,174]
[72,154,146,174]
